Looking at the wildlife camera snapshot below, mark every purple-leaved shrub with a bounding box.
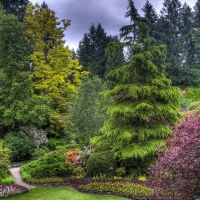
[149,111,200,199]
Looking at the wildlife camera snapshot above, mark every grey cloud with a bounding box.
[30,0,197,50]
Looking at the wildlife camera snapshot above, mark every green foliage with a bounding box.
[105,42,124,76]
[121,154,156,176]
[31,145,50,159]
[48,138,70,151]
[4,132,36,162]
[55,144,80,155]
[153,1,200,86]
[24,3,88,137]
[187,101,200,111]
[78,181,153,198]
[73,167,86,179]
[0,140,10,180]
[85,152,116,176]
[0,6,51,133]
[20,167,31,180]
[142,0,158,38]
[93,2,182,161]
[68,76,106,147]
[185,86,200,101]
[93,37,182,160]
[115,167,126,177]
[21,152,73,178]
[0,172,14,184]
[180,98,193,108]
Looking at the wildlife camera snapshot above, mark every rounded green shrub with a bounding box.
[85,152,116,176]
[21,152,73,178]
[4,131,36,162]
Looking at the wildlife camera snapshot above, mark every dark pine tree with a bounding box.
[157,0,183,85]
[77,23,119,78]
[194,0,200,29]
[0,0,29,21]
[178,3,200,85]
[141,0,158,38]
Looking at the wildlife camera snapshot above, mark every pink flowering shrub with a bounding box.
[149,111,200,199]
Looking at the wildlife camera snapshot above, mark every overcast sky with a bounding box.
[30,0,197,50]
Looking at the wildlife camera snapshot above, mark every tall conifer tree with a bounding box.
[159,0,182,85]
[142,0,158,38]
[77,23,118,78]
[93,1,182,160]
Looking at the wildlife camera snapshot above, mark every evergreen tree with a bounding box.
[119,0,149,58]
[77,33,91,71]
[178,3,200,85]
[0,0,29,21]
[77,23,118,78]
[142,0,158,38]
[105,42,125,76]
[194,0,200,29]
[156,0,183,85]
[93,3,182,160]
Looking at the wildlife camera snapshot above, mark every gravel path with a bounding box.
[9,167,36,190]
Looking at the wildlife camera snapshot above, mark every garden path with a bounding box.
[9,167,36,190]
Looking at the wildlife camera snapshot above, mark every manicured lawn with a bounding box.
[7,186,128,200]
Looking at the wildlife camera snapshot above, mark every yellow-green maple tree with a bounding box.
[24,3,88,136]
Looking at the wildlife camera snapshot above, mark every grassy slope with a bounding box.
[7,186,127,200]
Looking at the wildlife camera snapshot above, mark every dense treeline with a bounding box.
[78,0,200,86]
[0,0,197,155]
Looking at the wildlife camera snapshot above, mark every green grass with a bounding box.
[7,186,127,200]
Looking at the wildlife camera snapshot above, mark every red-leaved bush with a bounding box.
[63,149,81,166]
[149,111,200,200]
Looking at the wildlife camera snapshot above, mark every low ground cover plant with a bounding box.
[78,181,153,198]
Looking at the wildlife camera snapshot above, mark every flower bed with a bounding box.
[27,177,64,184]
[77,181,153,199]
[0,184,28,198]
